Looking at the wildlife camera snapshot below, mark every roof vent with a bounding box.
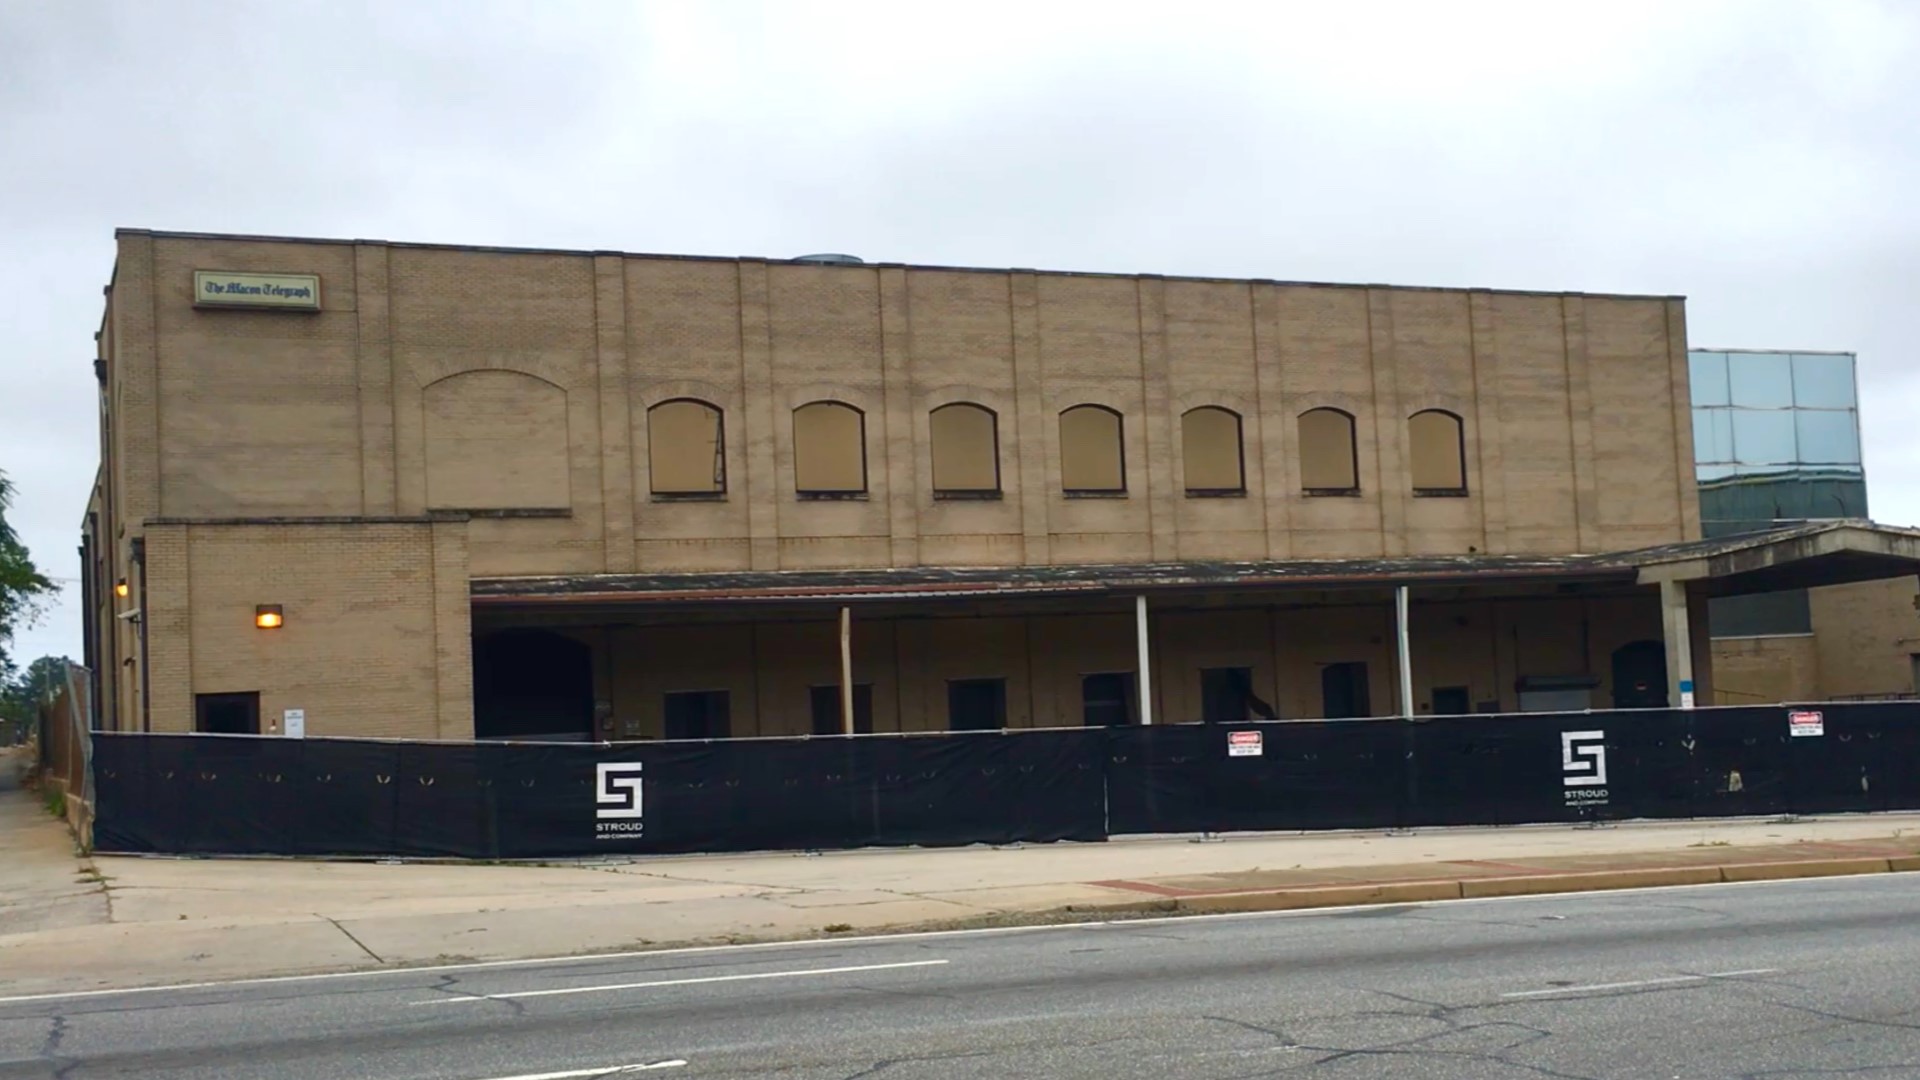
[792,253,865,265]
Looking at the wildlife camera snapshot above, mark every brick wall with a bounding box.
[141,521,468,740]
[1808,577,1920,698]
[93,230,1702,735]
[109,234,1696,579]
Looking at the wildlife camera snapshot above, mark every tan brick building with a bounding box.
[79,230,1920,742]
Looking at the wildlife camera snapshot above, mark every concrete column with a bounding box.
[1660,579,1696,709]
[839,606,854,734]
[1395,585,1413,718]
[1135,595,1153,725]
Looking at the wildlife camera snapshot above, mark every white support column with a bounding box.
[1659,579,1696,709]
[1395,585,1414,719]
[839,606,855,734]
[1135,594,1154,725]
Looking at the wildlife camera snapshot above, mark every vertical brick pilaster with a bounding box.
[877,267,919,566]
[142,524,192,732]
[354,243,396,514]
[1250,283,1293,559]
[594,255,636,572]
[1366,290,1409,555]
[1666,299,1701,541]
[1008,272,1050,564]
[117,233,161,526]
[431,519,474,740]
[1137,277,1178,561]
[737,261,780,570]
[1562,297,1600,548]
[1467,293,1508,553]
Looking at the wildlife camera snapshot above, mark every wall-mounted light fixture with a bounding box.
[254,604,284,629]
[115,579,129,598]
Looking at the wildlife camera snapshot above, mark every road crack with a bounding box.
[317,914,383,963]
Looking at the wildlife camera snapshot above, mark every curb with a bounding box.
[1075,855,1918,918]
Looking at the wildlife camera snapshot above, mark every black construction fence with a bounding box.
[92,702,1920,860]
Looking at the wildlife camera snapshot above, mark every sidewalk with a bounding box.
[0,749,109,940]
[4,747,1918,996]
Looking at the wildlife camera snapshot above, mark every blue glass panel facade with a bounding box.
[1688,349,1865,638]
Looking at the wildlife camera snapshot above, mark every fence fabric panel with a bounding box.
[88,703,1920,859]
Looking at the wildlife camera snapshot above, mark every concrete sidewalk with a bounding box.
[4,746,1918,996]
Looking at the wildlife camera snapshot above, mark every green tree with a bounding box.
[1,655,74,729]
[0,469,56,678]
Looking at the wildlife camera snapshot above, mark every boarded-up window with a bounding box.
[1059,405,1125,493]
[793,401,866,493]
[1408,409,1467,494]
[424,369,569,510]
[930,403,1000,494]
[1298,408,1358,493]
[1182,407,1244,494]
[648,399,725,495]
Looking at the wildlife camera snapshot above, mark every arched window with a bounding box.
[647,399,725,496]
[1181,406,1245,495]
[1059,405,1126,494]
[792,400,867,495]
[1407,409,1467,495]
[1297,407,1359,494]
[929,403,1000,496]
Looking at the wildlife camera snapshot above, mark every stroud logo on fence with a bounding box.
[595,762,645,840]
[1560,730,1609,807]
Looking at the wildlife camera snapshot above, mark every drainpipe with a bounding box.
[132,537,151,734]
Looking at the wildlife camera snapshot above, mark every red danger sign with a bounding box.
[1227,730,1263,757]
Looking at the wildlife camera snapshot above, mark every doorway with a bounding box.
[947,678,1007,731]
[1431,686,1471,715]
[809,684,874,735]
[1201,667,1277,722]
[194,692,260,735]
[664,690,731,740]
[1320,662,1371,719]
[473,629,595,740]
[1081,672,1136,727]
[1611,640,1668,708]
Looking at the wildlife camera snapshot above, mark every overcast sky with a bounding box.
[2,0,1916,666]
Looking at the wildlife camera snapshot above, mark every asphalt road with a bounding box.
[4,875,1920,1079]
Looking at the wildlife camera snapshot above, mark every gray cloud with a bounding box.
[2,0,1916,663]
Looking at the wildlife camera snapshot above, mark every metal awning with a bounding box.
[471,551,1640,611]
[470,520,1920,614]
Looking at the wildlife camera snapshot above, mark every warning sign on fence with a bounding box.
[1227,730,1263,757]
[1788,710,1824,737]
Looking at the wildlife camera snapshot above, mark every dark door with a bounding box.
[1320,662,1371,719]
[947,678,1007,731]
[664,690,731,740]
[809,684,874,735]
[1611,640,1668,708]
[1431,686,1471,715]
[195,692,260,735]
[1201,667,1277,723]
[1081,673,1136,727]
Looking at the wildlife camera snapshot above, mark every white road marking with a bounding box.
[478,1061,686,1080]
[0,873,1885,1007]
[1502,968,1779,998]
[414,959,950,1006]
